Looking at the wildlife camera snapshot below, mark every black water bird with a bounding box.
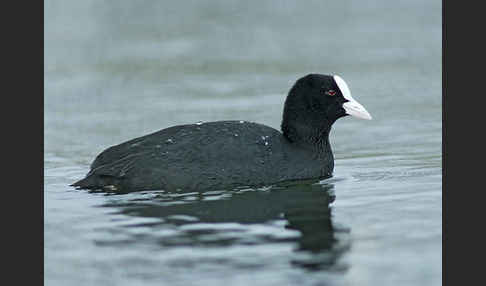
[72,74,372,193]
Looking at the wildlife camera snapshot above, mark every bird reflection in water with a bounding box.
[98,180,350,272]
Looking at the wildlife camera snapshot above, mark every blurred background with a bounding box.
[45,1,441,285]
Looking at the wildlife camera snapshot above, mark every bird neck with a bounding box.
[281,120,333,156]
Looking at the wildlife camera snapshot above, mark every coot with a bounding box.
[72,74,371,192]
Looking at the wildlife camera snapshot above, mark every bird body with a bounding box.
[72,74,371,193]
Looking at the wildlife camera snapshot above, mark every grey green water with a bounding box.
[44,1,441,285]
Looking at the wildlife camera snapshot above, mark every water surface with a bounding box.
[45,1,441,285]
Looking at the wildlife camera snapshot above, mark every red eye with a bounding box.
[326,90,336,96]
